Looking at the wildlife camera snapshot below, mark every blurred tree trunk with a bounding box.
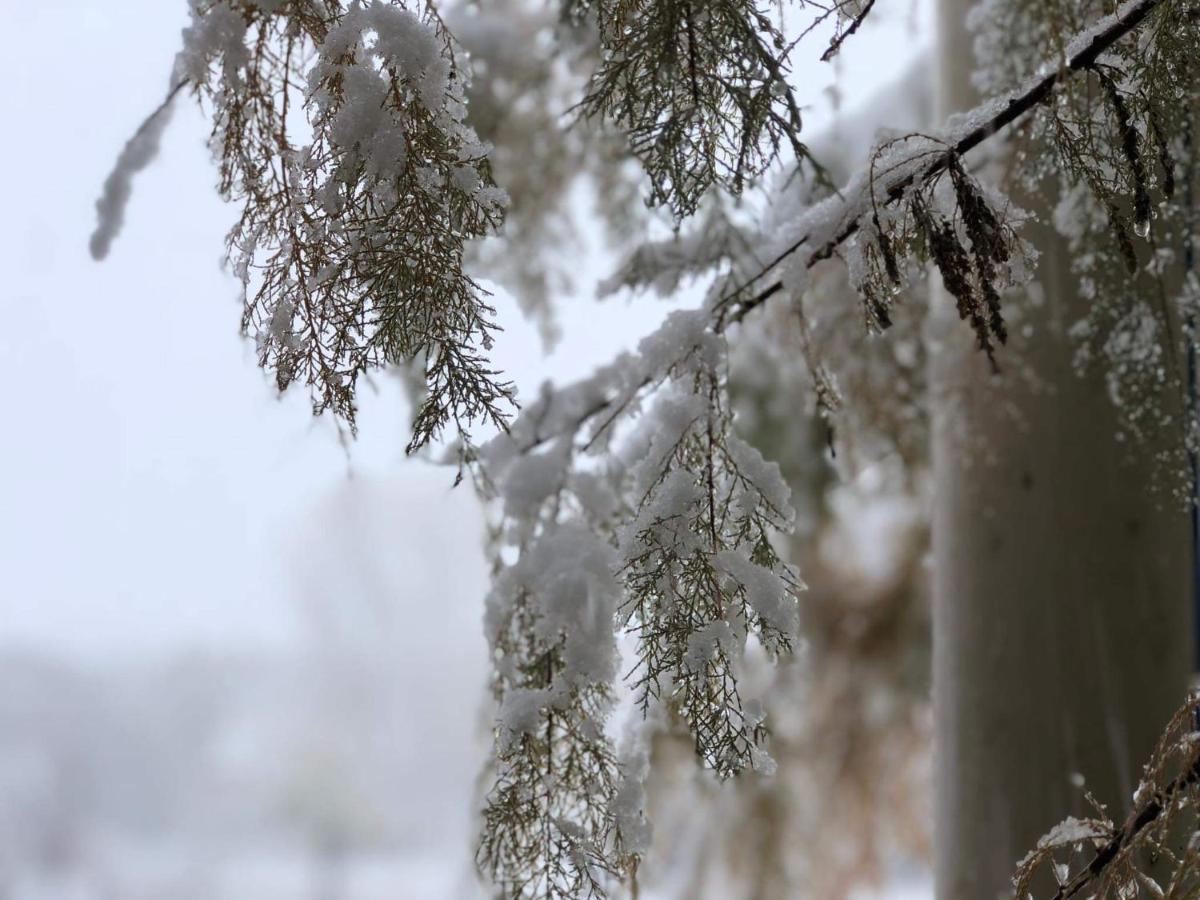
[930,0,1193,896]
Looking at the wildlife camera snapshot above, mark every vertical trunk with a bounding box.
[930,1,1192,897]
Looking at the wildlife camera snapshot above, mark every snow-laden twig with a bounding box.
[1014,692,1200,899]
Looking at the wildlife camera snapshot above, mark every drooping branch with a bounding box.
[576,0,814,219]
[502,0,1171,460]
[722,0,1165,326]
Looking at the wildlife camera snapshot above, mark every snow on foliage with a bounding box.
[172,0,513,447]
[90,0,1200,895]
[971,0,1200,489]
[470,0,1196,888]
[1014,693,1200,898]
[476,298,802,892]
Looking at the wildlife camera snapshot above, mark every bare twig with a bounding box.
[821,0,877,63]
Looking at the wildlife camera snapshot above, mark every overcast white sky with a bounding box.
[0,0,931,663]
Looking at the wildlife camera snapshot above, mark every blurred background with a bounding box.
[2,1,934,897]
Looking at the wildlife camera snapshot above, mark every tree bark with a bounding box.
[930,1,1193,897]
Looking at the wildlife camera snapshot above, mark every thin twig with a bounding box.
[821,0,876,63]
[1051,757,1200,899]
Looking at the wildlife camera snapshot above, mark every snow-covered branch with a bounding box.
[1014,692,1200,898]
[723,0,1166,326]
[502,0,1173,463]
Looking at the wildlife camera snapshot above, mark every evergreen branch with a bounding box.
[820,0,876,63]
[722,0,1165,326]
[170,0,513,445]
[576,0,813,218]
[502,0,1168,461]
[1047,765,1197,900]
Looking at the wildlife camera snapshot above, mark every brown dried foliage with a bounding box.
[181,0,513,448]
[1014,692,1200,899]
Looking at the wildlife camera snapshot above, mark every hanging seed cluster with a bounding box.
[850,147,1025,368]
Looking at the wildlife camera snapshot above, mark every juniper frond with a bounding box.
[473,311,801,894]
[598,201,753,300]
[478,446,648,898]
[177,0,513,446]
[840,142,1031,368]
[574,0,813,218]
[453,0,640,343]
[618,357,801,779]
[479,585,625,899]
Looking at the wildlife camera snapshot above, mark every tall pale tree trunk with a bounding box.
[930,1,1192,896]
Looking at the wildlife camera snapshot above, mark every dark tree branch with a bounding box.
[1050,755,1200,899]
[723,0,1164,326]
[511,0,1168,456]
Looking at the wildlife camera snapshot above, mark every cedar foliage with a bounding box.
[93,0,1200,896]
